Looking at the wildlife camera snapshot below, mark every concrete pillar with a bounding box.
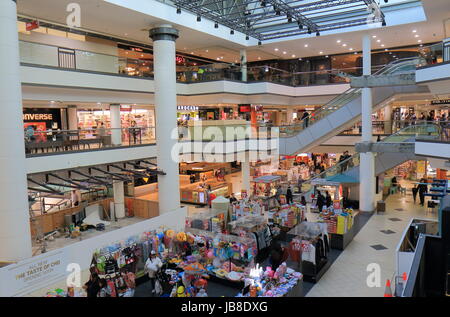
[384,104,393,134]
[240,49,247,82]
[359,34,376,212]
[150,25,181,214]
[113,181,125,219]
[67,105,78,130]
[0,0,33,261]
[241,152,251,195]
[110,104,122,146]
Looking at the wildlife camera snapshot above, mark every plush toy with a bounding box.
[177,286,186,297]
[177,232,187,242]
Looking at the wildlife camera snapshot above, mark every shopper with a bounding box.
[417,178,428,206]
[338,151,351,173]
[129,120,139,144]
[83,272,101,298]
[300,195,307,206]
[286,186,293,204]
[269,241,284,270]
[412,185,418,204]
[144,251,163,296]
[391,176,398,189]
[301,111,310,128]
[229,193,238,204]
[325,191,332,208]
[317,190,325,212]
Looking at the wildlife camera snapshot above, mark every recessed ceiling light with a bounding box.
[413,30,417,33]
[304,44,308,48]
[377,39,381,43]
[274,48,279,51]
[205,49,209,52]
[216,57,220,60]
[319,51,323,54]
[342,44,347,47]
[415,34,419,38]
[258,57,261,60]
[349,48,353,51]
[337,40,341,43]
[381,44,385,47]
[418,40,422,43]
[190,52,194,54]
[291,54,296,58]
[372,35,377,38]
[282,51,287,54]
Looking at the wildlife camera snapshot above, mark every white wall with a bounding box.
[0,207,187,297]
[26,144,157,174]
[415,141,450,159]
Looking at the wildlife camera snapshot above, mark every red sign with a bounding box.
[176,55,186,64]
[239,105,251,112]
[120,105,132,112]
[26,20,40,31]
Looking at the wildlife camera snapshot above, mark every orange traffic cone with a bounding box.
[384,279,393,297]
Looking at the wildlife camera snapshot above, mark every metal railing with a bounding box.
[24,127,156,155]
[274,57,427,138]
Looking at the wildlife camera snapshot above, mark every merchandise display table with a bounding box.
[329,211,360,250]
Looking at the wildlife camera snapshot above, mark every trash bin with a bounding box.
[377,200,386,214]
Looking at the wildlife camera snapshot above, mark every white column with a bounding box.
[110,104,122,146]
[0,0,32,261]
[67,105,78,130]
[113,181,125,219]
[240,49,247,82]
[150,25,181,214]
[384,104,393,134]
[241,152,251,194]
[360,34,376,212]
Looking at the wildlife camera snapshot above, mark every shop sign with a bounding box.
[26,20,40,31]
[0,250,68,297]
[120,105,132,112]
[176,55,186,64]
[431,99,450,105]
[178,106,199,111]
[239,105,251,113]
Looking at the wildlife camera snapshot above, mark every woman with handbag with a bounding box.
[144,251,162,296]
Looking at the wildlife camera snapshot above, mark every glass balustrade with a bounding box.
[24,127,156,156]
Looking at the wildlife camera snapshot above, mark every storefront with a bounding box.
[177,106,199,121]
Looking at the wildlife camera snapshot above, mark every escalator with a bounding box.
[277,57,429,156]
[298,123,442,194]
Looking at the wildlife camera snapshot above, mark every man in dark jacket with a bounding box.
[417,179,428,206]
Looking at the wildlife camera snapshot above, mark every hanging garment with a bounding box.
[301,240,316,265]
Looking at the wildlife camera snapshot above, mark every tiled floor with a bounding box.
[306,189,437,297]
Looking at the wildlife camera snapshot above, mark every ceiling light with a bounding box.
[377,39,381,43]
[337,40,341,43]
[205,49,209,52]
[216,57,220,60]
[274,48,279,51]
[319,51,323,54]
[304,44,308,48]
[190,52,194,54]
[349,48,353,51]
[415,34,419,38]
[372,35,377,38]
[381,44,385,47]
[342,44,347,47]
[418,40,422,43]
[292,54,296,58]
[258,57,261,60]
[413,30,417,33]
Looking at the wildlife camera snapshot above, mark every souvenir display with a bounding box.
[236,264,303,297]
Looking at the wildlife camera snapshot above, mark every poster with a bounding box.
[417,160,426,175]
[0,250,68,297]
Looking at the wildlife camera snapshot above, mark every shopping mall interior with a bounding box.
[0,0,449,301]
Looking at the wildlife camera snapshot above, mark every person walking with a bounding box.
[316,190,325,212]
[417,179,428,206]
[325,191,332,208]
[144,251,163,296]
[83,272,101,298]
[286,186,293,204]
[301,111,310,129]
